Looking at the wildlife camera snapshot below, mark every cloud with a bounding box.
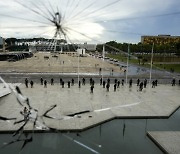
[0,0,179,43]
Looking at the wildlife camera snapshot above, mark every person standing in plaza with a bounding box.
[44,80,47,88]
[144,79,147,88]
[51,78,54,85]
[117,80,120,88]
[90,85,94,93]
[172,78,176,86]
[100,78,102,85]
[99,68,102,75]
[122,79,124,86]
[82,78,85,85]
[155,80,158,86]
[152,81,155,88]
[62,80,64,88]
[129,79,132,88]
[25,78,28,88]
[137,79,140,86]
[103,80,106,88]
[40,77,43,85]
[30,80,34,88]
[107,78,110,84]
[71,78,74,86]
[111,69,114,76]
[106,83,110,92]
[114,84,117,92]
[68,81,71,88]
[79,80,81,88]
[139,82,143,91]
[90,78,93,85]
[60,78,62,85]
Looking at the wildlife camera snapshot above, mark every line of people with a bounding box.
[25,77,180,93]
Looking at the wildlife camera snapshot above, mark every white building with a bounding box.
[78,43,96,51]
[77,48,86,55]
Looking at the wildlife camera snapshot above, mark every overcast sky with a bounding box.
[0,0,180,43]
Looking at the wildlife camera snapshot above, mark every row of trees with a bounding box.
[97,41,180,55]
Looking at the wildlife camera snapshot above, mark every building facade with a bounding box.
[78,43,97,51]
[141,35,180,45]
[0,37,5,52]
[0,37,3,46]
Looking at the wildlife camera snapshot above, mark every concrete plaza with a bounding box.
[148,131,180,154]
[0,82,179,131]
[0,51,180,153]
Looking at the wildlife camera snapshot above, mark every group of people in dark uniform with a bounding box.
[25,77,180,93]
[25,78,34,88]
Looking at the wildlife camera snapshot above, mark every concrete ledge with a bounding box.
[0,87,11,98]
[147,131,180,154]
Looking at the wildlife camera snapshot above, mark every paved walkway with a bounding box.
[148,131,180,154]
[0,52,123,73]
[0,83,179,131]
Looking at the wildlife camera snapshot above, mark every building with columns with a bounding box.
[141,35,180,45]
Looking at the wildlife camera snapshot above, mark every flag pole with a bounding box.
[78,49,80,84]
[102,44,105,82]
[149,43,154,85]
[126,44,130,85]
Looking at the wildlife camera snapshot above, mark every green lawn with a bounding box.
[154,64,180,73]
[107,54,180,73]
